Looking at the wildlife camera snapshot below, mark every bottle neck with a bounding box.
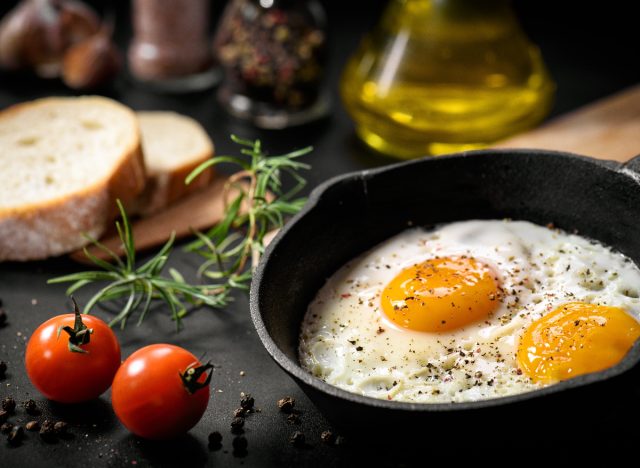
[407,0,514,21]
[455,0,512,16]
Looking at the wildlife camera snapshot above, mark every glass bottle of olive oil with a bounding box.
[341,0,555,159]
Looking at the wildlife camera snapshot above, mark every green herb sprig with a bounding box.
[48,136,312,329]
[185,135,311,280]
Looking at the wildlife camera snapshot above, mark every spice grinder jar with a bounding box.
[128,0,219,92]
[213,0,329,128]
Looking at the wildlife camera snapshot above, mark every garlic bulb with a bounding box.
[0,0,99,78]
[62,25,121,89]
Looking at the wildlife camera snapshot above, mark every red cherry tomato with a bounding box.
[25,303,121,403]
[111,344,212,440]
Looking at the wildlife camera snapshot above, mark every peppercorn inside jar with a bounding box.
[213,0,328,129]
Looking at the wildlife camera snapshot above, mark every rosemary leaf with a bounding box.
[48,136,312,329]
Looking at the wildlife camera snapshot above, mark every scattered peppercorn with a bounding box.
[2,397,16,413]
[286,413,300,425]
[232,435,248,452]
[23,399,39,415]
[0,361,6,378]
[25,421,40,431]
[0,410,8,423]
[7,425,23,446]
[208,431,222,447]
[240,393,254,410]
[1,422,13,434]
[320,430,335,445]
[277,396,295,413]
[231,417,245,434]
[233,407,246,418]
[39,420,56,440]
[54,421,68,435]
[289,431,305,447]
[335,435,346,446]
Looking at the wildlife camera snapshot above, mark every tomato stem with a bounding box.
[180,361,214,395]
[57,297,94,354]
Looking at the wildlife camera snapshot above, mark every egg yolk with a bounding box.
[517,302,640,384]
[380,256,500,332]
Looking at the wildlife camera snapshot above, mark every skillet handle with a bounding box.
[622,154,640,174]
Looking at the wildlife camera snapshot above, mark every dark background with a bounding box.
[1,0,639,466]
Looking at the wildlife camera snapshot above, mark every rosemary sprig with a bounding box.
[48,200,231,330]
[185,135,311,281]
[48,136,312,329]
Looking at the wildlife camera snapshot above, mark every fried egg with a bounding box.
[298,220,640,403]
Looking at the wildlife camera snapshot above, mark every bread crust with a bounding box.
[140,148,214,215]
[136,112,215,215]
[0,97,146,261]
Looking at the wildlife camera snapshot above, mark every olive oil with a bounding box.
[341,0,555,159]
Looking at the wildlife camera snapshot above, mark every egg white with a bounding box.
[298,220,640,403]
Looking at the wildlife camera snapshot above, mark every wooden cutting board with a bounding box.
[494,84,640,161]
[70,176,235,262]
[72,85,640,263]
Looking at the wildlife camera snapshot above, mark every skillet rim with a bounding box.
[250,148,640,412]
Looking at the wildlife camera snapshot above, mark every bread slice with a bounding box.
[0,96,146,261]
[136,111,214,215]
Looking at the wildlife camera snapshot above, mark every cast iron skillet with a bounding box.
[250,149,640,439]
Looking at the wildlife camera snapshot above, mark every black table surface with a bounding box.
[1,1,639,466]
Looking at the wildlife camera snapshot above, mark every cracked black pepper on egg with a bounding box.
[298,220,640,403]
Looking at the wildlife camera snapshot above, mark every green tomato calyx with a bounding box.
[57,296,94,354]
[180,361,214,395]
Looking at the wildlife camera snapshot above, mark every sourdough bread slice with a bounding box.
[0,96,146,261]
[136,111,214,215]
